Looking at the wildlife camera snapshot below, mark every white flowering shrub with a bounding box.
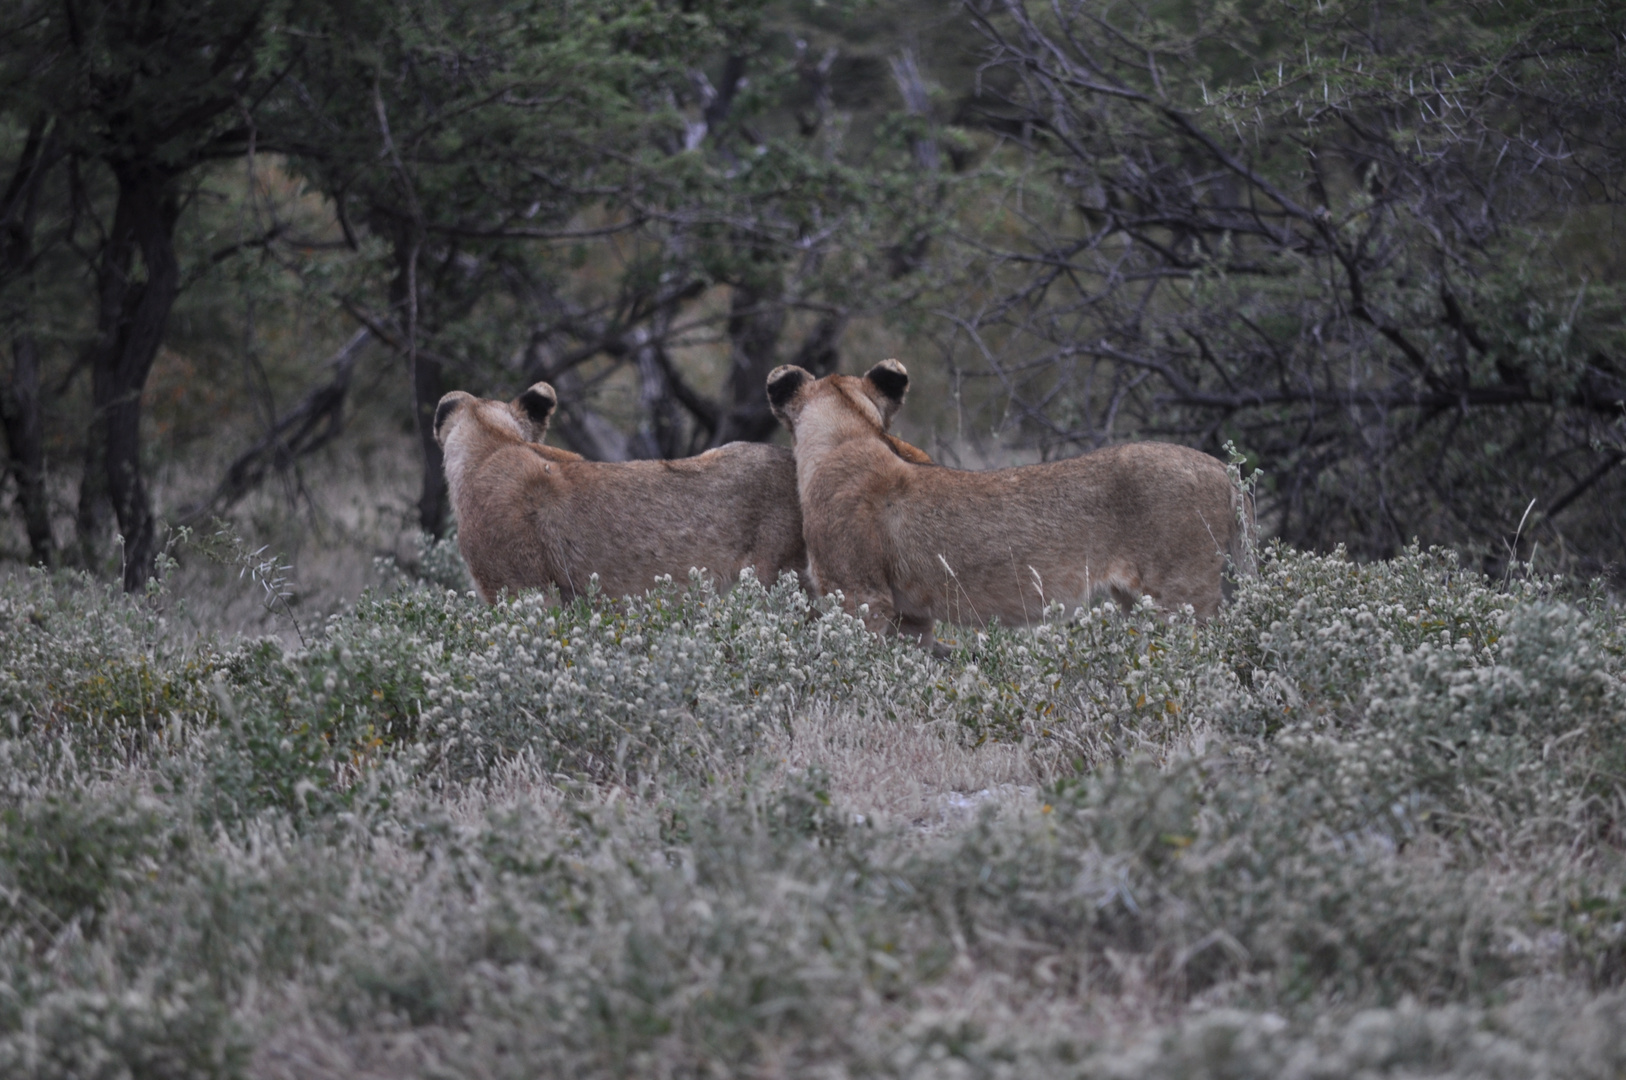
[0,534,1623,1077]
[1270,600,1626,851]
[352,562,1201,786]
[1198,545,1626,852]
[1209,543,1539,732]
[1070,996,1626,1080]
[388,527,474,593]
[0,983,241,1080]
[362,568,935,782]
[0,568,218,746]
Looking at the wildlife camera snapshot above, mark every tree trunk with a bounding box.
[2,333,53,565]
[83,166,181,591]
[888,49,940,172]
[544,364,633,462]
[413,346,447,536]
[630,321,685,459]
[388,232,449,538]
[710,283,789,447]
[75,416,111,571]
[787,310,847,379]
[1,118,58,566]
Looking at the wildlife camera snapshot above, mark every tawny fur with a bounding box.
[768,360,1249,650]
[435,383,809,603]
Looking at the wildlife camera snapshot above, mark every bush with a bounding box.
[0,539,1623,1076]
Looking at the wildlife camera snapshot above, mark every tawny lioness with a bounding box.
[434,382,809,603]
[767,360,1249,650]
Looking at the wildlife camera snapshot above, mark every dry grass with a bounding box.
[761,703,1050,830]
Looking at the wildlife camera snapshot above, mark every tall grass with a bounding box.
[0,539,1622,1077]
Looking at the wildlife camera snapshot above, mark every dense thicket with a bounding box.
[1,0,1623,587]
[949,0,1626,579]
[1,0,309,586]
[0,0,944,584]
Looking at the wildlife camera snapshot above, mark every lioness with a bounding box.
[434,382,804,603]
[766,359,1249,650]
[434,381,934,604]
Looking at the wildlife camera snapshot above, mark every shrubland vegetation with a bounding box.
[1,535,1624,1076]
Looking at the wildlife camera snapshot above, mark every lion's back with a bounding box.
[540,442,804,593]
[881,440,1237,619]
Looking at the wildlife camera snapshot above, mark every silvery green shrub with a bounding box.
[1,535,1625,1077]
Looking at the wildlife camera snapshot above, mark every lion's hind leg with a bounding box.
[1099,562,1145,614]
[895,611,945,655]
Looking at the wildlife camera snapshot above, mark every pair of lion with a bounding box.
[434,361,1247,650]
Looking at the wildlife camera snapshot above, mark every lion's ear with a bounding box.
[766,366,812,427]
[863,359,909,424]
[434,392,473,447]
[515,382,559,441]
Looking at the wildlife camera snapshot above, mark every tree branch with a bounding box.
[1544,450,1624,521]
[175,330,371,524]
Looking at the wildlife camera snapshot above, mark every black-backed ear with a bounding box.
[433,392,472,447]
[766,365,812,426]
[515,381,559,441]
[863,358,909,423]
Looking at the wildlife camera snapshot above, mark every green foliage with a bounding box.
[0,794,171,937]
[0,567,218,742]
